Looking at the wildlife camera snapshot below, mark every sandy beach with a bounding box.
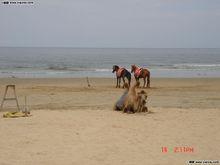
[0,78,220,165]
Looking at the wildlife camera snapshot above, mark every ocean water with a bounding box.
[0,47,220,78]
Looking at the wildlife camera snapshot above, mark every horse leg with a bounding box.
[116,77,118,88]
[122,77,126,88]
[136,77,140,88]
[147,75,150,88]
[128,77,131,87]
[143,78,146,88]
[127,73,131,87]
[118,78,121,88]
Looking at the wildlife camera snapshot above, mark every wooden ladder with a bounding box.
[1,85,20,111]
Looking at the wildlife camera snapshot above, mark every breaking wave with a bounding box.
[46,66,111,72]
[171,64,220,70]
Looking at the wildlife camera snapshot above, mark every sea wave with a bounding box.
[1,64,220,72]
[46,66,112,72]
[94,69,112,72]
[172,64,220,70]
[1,65,220,78]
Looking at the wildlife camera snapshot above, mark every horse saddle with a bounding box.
[134,68,143,77]
[116,68,125,77]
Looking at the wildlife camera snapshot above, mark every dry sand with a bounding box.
[0,78,220,165]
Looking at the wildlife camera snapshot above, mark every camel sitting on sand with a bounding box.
[114,82,149,113]
[122,82,148,113]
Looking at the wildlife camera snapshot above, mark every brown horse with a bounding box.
[131,65,150,88]
[112,65,131,88]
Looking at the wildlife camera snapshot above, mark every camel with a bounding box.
[114,82,149,113]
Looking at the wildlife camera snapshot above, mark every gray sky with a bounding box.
[0,0,220,48]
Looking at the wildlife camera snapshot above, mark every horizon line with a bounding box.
[0,46,220,49]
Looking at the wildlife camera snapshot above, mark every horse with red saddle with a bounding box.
[112,65,131,88]
[131,65,150,88]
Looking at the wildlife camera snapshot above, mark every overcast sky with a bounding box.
[0,0,220,48]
